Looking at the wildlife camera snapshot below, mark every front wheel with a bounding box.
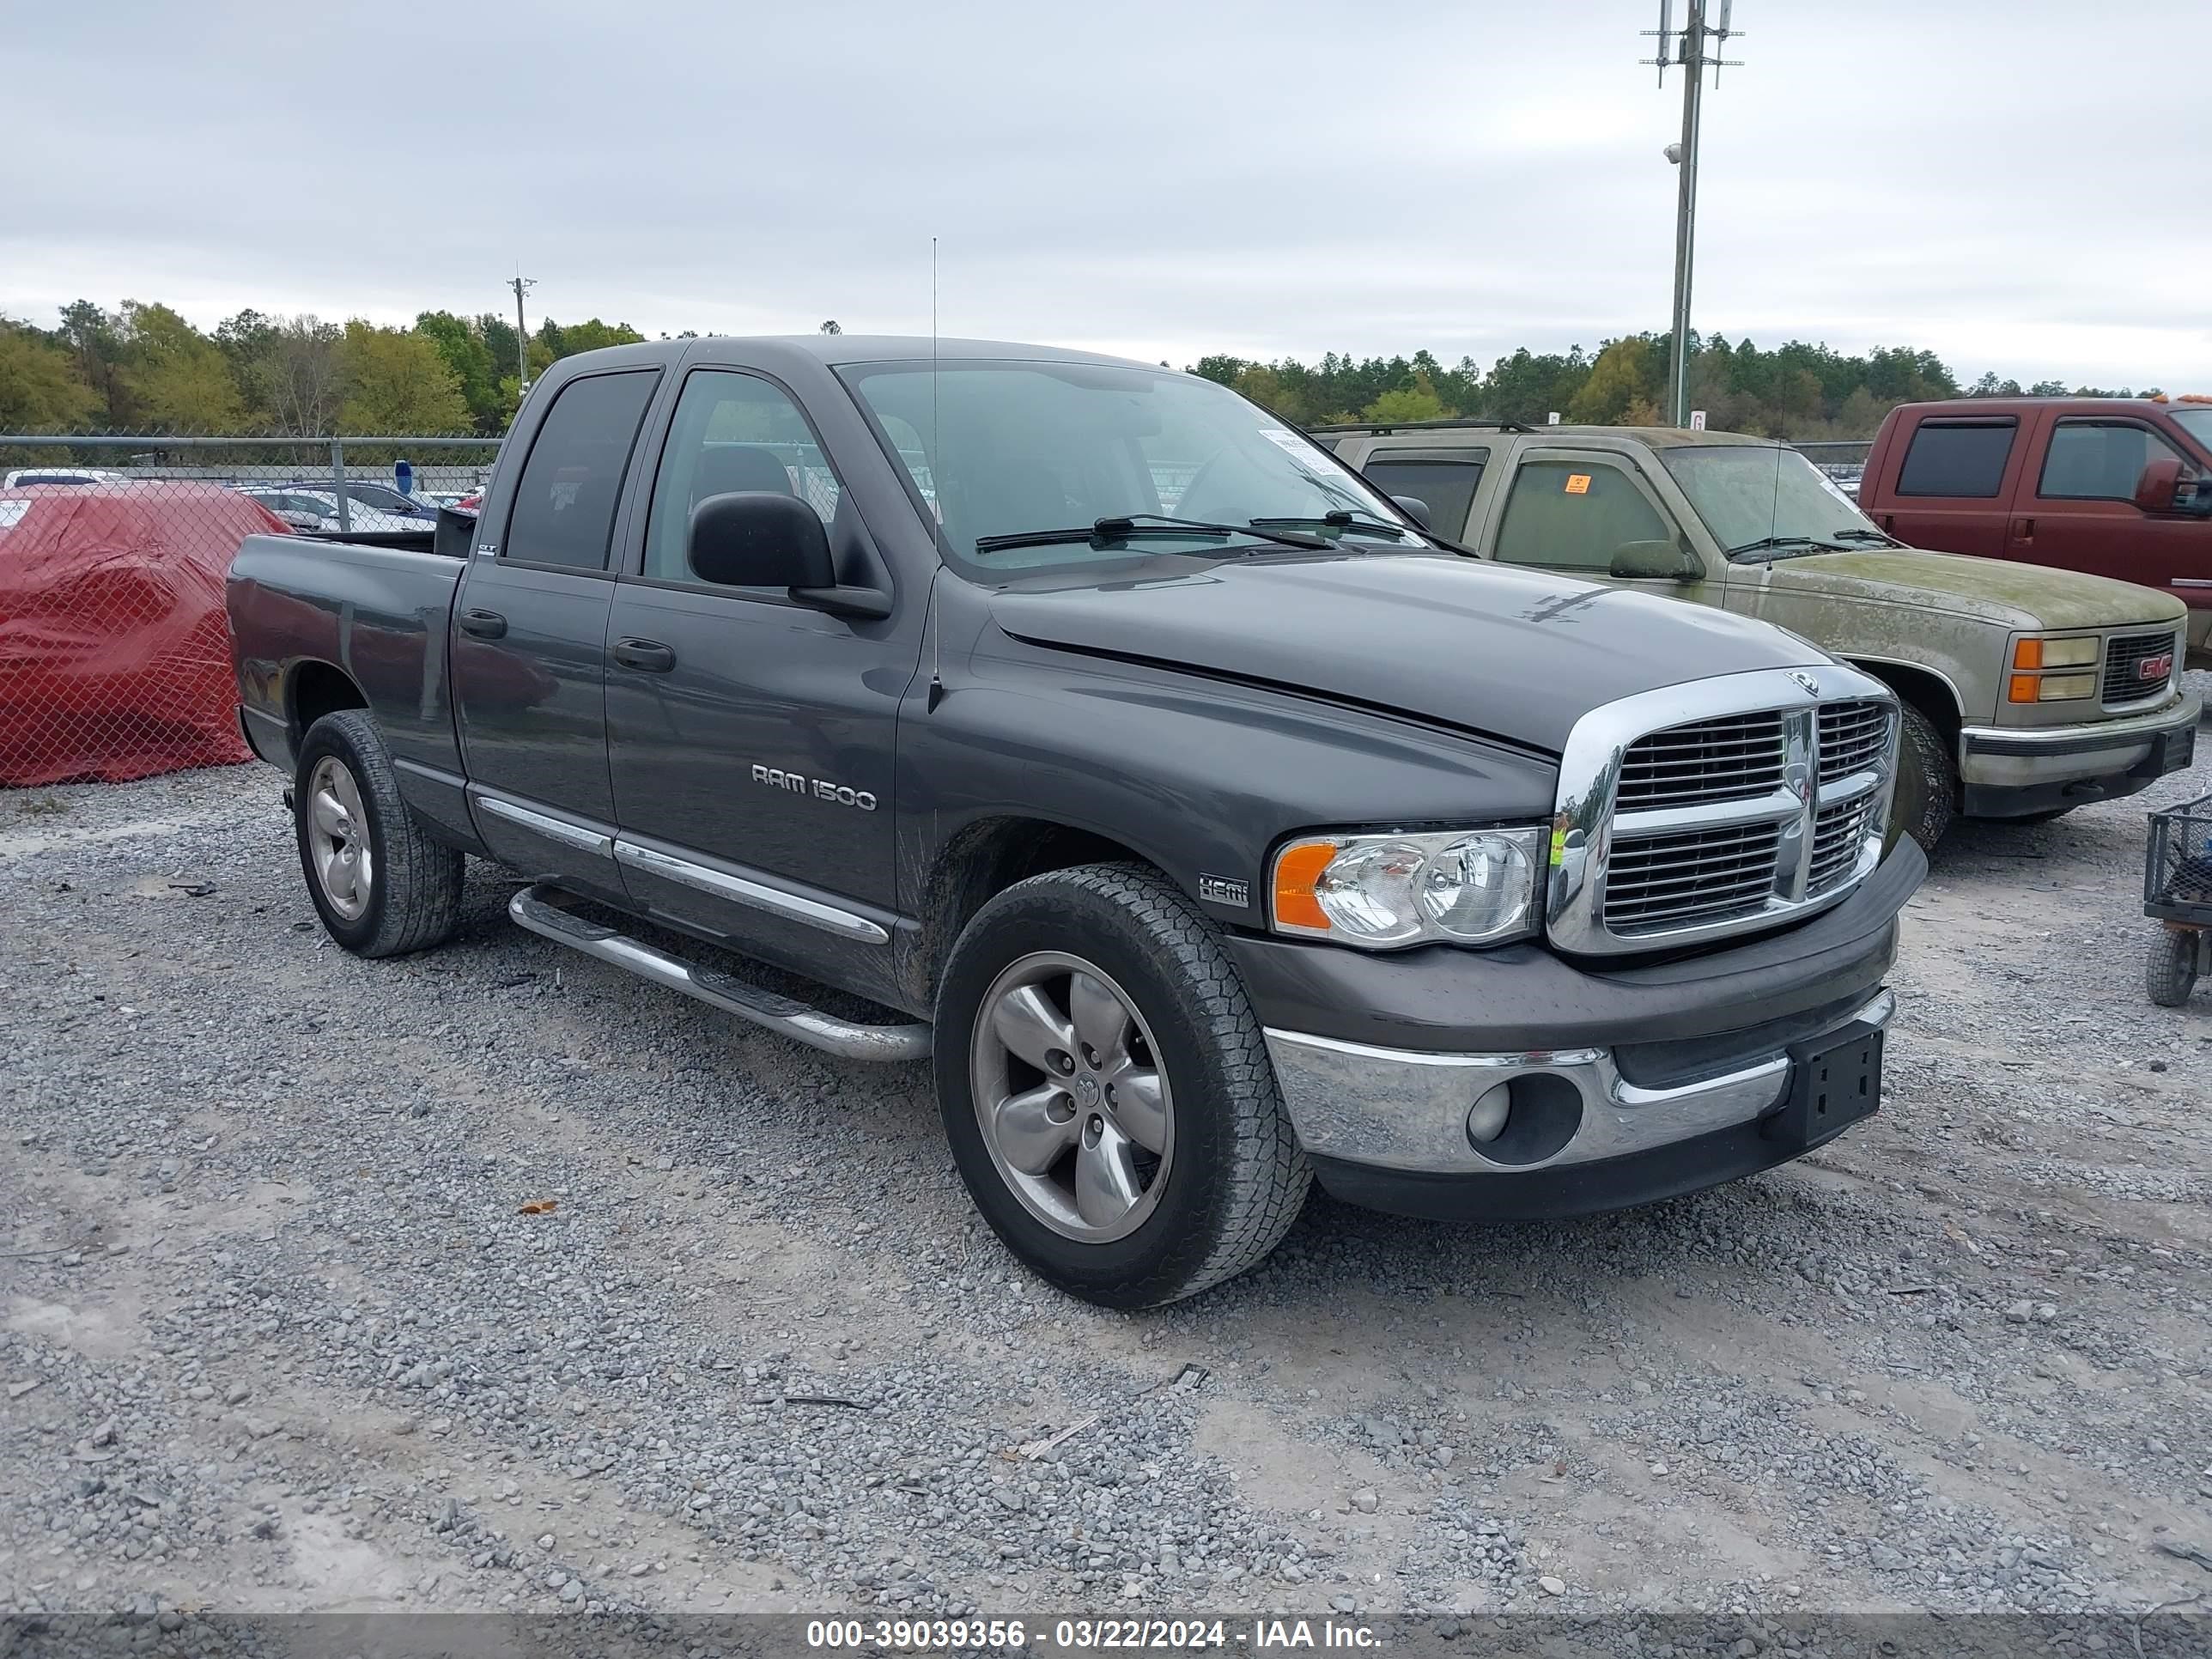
[294,709,465,958]
[933,864,1310,1308]
[1887,702,1956,855]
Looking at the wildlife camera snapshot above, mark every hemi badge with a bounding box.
[1199,874,1251,908]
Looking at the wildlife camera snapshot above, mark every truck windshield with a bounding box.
[2171,408,2212,455]
[838,359,1422,571]
[1659,445,1892,559]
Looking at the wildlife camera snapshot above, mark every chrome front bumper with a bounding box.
[1959,692,2201,789]
[1265,988,1895,1176]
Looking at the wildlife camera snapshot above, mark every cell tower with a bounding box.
[1643,1,1742,428]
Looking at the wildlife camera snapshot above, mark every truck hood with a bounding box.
[1742,548,2189,630]
[988,552,1828,755]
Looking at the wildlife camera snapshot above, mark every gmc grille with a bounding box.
[2103,631,2178,704]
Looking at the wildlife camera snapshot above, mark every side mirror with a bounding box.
[690,491,836,589]
[1390,494,1434,532]
[2135,457,2185,514]
[687,491,891,618]
[1609,538,1702,581]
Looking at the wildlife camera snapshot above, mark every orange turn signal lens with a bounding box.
[2012,639,2043,670]
[2008,673,2041,703]
[1271,841,1340,932]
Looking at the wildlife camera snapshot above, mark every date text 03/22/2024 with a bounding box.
[803,1618,1382,1650]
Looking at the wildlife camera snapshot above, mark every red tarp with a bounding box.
[0,484,290,787]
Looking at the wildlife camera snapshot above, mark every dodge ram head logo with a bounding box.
[2139,653,2174,682]
[1790,671,1820,696]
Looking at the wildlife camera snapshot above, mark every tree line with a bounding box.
[1194,334,2160,439]
[0,301,653,436]
[0,301,2169,441]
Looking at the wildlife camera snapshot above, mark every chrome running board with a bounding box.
[508,884,931,1063]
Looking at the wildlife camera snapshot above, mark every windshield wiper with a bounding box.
[1826,528,1902,546]
[973,514,1328,556]
[1249,509,1414,541]
[1727,534,1850,560]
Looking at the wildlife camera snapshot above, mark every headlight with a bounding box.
[1271,827,1545,948]
[2012,635,2099,670]
[2008,635,2100,702]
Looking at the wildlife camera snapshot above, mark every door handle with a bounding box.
[2015,518,2035,542]
[612,636,677,673]
[458,608,507,639]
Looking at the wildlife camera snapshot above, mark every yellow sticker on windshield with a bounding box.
[1564,474,1592,495]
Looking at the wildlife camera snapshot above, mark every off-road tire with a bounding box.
[1888,701,1956,854]
[294,710,465,958]
[2146,928,2200,1008]
[934,863,1310,1309]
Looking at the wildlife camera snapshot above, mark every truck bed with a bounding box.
[227,532,469,779]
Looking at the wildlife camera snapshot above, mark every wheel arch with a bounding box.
[288,659,369,742]
[1845,656,1964,745]
[905,814,1170,1009]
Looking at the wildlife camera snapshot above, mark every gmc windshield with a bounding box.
[840,359,1421,572]
[1661,445,1896,560]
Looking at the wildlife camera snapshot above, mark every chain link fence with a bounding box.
[0,434,497,789]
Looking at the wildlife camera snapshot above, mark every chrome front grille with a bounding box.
[1547,666,1899,956]
[1617,712,1787,809]
[1602,820,1784,933]
[2103,630,2179,704]
[1808,793,1882,895]
[1818,699,1891,779]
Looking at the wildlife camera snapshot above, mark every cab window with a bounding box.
[1492,459,1668,572]
[641,369,842,584]
[1360,456,1486,538]
[1895,419,2015,497]
[2039,420,2190,501]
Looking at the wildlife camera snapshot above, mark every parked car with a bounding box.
[2,467,123,488]
[1858,395,2212,670]
[238,488,432,535]
[227,336,1919,1307]
[1324,422,2199,848]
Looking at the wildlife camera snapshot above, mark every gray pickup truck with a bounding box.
[227,337,1922,1306]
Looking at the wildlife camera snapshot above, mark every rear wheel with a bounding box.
[934,864,1309,1308]
[1887,701,1956,854]
[294,710,465,958]
[2146,928,2200,1007]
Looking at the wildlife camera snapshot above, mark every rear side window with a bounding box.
[2039,420,2188,501]
[1360,457,1486,538]
[1895,419,2016,498]
[503,369,661,571]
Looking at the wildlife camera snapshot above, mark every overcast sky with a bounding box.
[9,0,2209,387]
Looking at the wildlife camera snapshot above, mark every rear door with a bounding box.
[452,366,663,902]
[2008,412,2205,610]
[604,363,918,971]
[1867,413,2024,556]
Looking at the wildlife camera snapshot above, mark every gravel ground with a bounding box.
[3,680,2209,1640]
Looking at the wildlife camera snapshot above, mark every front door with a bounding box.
[2008,414,2209,617]
[452,366,663,902]
[604,366,921,972]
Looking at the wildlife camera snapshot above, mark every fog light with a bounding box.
[1467,1082,1511,1146]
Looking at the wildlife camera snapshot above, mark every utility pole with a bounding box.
[508,275,537,397]
[1644,1,1741,427]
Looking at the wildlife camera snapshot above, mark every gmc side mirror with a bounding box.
[2135,457,2185,514]
[688,491,891,619]
[1609,538,1702,581]
[1389,494,1434,532]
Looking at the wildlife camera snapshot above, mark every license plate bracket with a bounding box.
[1763,1022,1884,1152]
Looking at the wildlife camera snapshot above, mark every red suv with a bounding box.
[1859,396,2212,668]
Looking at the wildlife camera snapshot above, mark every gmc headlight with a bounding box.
[1270,828,1545,948]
